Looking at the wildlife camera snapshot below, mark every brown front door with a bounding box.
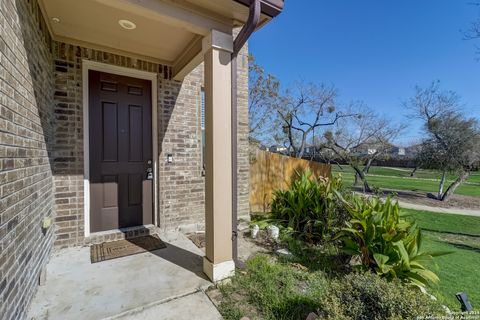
[89,70,153,233]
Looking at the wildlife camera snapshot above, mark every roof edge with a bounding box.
[234,0,284,18]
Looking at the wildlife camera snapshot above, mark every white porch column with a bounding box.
[202,29,235,282]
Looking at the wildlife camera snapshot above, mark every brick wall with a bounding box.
[0,0,249,319]
[236,38,250,221]
[158,64,206,232]
[0,3,250,315]
[0,1,55,319]
[51,38,249,244]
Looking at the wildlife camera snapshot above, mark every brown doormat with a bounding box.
[90,234,167,263]
[187,233,206,249]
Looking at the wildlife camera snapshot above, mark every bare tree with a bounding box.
[407,83,480,201]
[274,82,352,158]
[465,2,480,56]
[248,55,280,143]
[362,132,400,175]
[323,104,404,192]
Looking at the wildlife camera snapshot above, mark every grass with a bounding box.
[218,255,329,320]
[332,165,480,197]
[218,253,443,320]
[403,208,480,309]
[402,209,480,236]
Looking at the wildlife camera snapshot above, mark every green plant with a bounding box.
[269,171,348,243]
[218,256,445,320]
[218,255,328,320]
[335,194,450,288]
[317,272,444,320]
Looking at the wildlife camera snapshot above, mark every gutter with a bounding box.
[234,0,284,17]
[231,0,283,268]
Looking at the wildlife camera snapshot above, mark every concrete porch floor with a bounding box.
[27,232,222,320]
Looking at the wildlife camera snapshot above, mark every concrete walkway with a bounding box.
[110,292,222,320]
[397,200,480,217]
[28,232,222,320]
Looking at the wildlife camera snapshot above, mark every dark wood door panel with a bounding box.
[101,102,119,162]
[102,175,118,208]
[89,70,153,233]
[128,105,144,162]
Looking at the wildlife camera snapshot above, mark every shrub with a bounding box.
[218,256,445,320]
[269,171,348,243]
[335,194,450,288]
[318,272,444,320]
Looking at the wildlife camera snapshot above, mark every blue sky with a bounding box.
[249,0,480,145]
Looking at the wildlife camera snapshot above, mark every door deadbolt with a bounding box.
[146,166,153,180]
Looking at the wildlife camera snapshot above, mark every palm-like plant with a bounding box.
[335,193,450,288]
[270,171,347,243]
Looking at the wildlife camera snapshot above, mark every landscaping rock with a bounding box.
[251,224,259,239]
[306,312,319,320]
[419,285,438,301]
[276,248,292,257]
[267,225,279,240]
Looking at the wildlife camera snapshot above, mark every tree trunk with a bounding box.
[437,170,447,200]
[410,167,418,177]
[296,132,308,159]
[363,158,374,174]
[440,171,470,201]
[353,165,372,193]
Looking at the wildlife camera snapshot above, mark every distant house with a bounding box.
[351,142,384,157]
[390,146,406,157]
[269,145,288,154]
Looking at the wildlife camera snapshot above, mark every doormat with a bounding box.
[187,232,206,249]
[90,234,167,263]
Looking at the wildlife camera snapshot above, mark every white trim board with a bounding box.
[82,60,159,238]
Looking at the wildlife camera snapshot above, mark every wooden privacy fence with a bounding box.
[250,150,332,213]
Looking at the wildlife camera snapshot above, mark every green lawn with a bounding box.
[403,208,480,309]
[332,166,480,198]
[467,173,480,184]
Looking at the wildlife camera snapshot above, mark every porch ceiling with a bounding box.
[39,0,275,67]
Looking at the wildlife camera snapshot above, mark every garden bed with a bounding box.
[212,254,445,320]
[213,173,478,319]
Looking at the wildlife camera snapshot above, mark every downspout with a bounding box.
[232,0,261,268]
